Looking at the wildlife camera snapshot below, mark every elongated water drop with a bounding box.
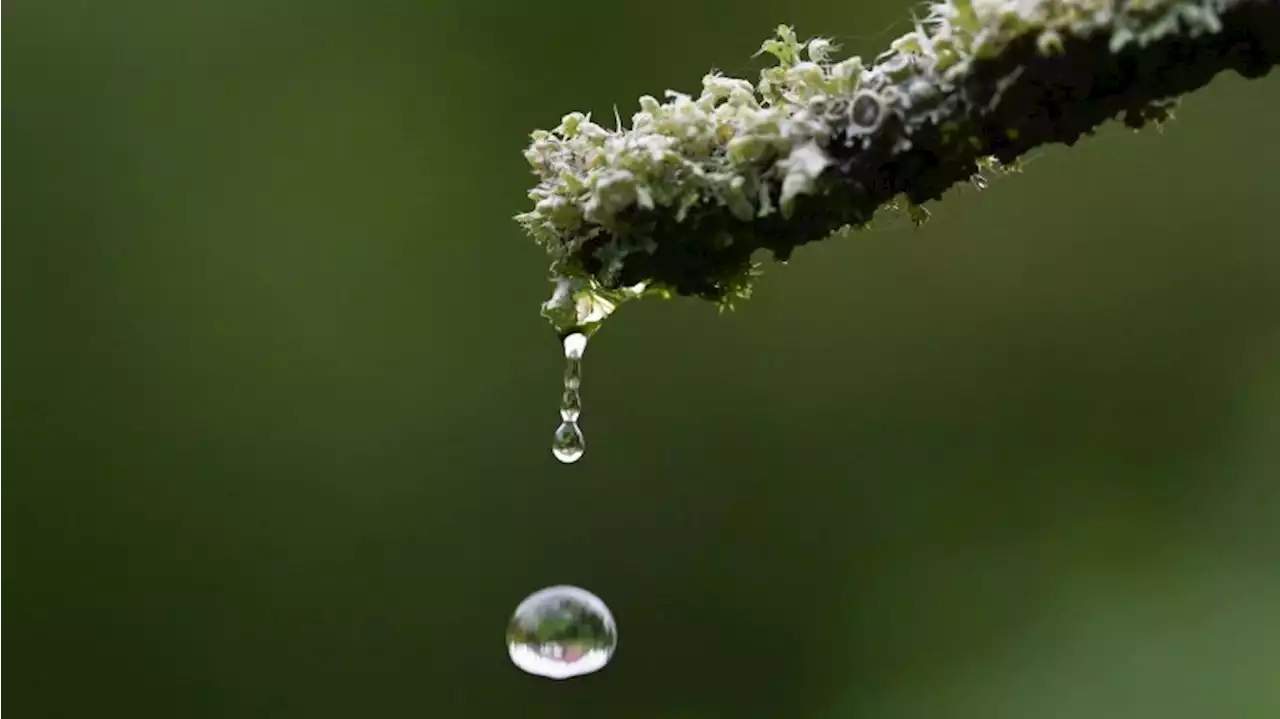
[507,585,617,680]
[552,332,589,463]
[560,386,581,422]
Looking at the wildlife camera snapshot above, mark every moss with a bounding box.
[516,0,1279,335]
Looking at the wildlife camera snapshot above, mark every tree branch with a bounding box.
[516,0,1279,334]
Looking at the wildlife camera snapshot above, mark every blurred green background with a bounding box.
[6,1,1280,717]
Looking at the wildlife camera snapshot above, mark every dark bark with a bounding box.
[574,0,1280,302]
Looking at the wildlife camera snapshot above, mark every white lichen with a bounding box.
[515,24,875,330]
[515,25,855,257]
[518,0,1239,330]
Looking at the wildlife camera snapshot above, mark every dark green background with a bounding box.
[6,1,1279,717]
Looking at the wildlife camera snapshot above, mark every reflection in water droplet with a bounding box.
[552,332,589,463]
[507,585,617,680]
[552,422,585,464]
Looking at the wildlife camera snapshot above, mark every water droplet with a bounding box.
[560,386,581,422]
[563,332,587,361]
[552,332,589,463]
[507,585,617,680]
[552,421,585,463]
[564,360,581,390]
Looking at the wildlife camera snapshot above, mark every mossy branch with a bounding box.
[516,0,1279,334]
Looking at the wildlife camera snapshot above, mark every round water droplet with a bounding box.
[552,422,585,464]
[507,585,617,680]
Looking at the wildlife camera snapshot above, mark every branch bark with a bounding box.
[519,0,1280,324]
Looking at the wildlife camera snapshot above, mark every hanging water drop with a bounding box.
[552,332,589,464]
[507,585,618,680]
[563,331,587,361]
[560,386,581,422]
[552,421,585,463]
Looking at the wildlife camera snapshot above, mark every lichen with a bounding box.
[515,0,1272,335]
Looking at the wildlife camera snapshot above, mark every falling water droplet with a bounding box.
[507,585,617,680]
[552,332,589,463]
